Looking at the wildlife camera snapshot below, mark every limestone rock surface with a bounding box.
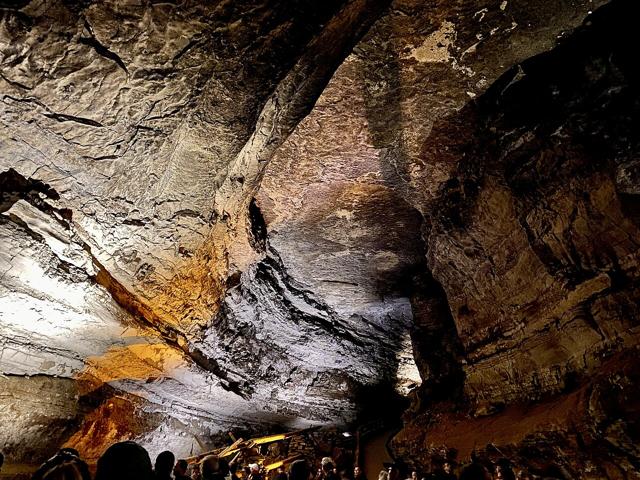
[394,2,640,476]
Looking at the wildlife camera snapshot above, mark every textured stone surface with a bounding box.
[0,0,393,463]
[393,350,640,478]
[425,0,640,407]
[1,0,640,475]
[0,191,312,462]
[394,1,640,476]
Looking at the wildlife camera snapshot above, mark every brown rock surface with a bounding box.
[394,1,640,476]
[393,351,640,478]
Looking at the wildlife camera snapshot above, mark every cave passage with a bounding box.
[2,0,640,479]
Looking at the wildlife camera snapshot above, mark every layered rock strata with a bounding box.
[394,2,640,476]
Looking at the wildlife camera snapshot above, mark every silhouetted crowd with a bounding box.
[370,453,574,480]
[0,443,568,480]
[380,456,523,480]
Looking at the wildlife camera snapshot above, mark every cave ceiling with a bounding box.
[2,0,640,472]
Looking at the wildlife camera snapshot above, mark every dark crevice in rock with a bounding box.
[80,19,129,75]
[43,111,104,128]
[172,35,202,63]
[122,218,146,226]
[321,279,359,286]
[0,168,60,213]
[2,94,44,107]
[248,198,267,253]
[409,268,466,410]
[1,372,67,380]
[3,94,103,129]
[0,71,32,90]
[82,154,119,161]
[186,346,253,398]
[0,169,75,243]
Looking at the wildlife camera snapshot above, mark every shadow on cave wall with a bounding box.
[431,0,640,317]
[0,168,64,214]
[355,13,466,412]
[427,0,640,403]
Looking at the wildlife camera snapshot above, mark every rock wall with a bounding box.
[394,1,640,476]
[0,0,393,463]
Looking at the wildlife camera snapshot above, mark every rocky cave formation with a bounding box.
[1,0,640,477]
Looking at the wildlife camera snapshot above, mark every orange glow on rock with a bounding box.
[80,343,185,385]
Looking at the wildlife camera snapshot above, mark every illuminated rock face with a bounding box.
[1,0,640,475]
[0,0,394,462]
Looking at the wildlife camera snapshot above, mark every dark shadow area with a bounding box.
[0,168,61,213]
[248,198,268,253]
[408,270,466,409]
[352,381,409,427]
[0,0,31,7]
[475,0,640,289]
[356,13,467,411]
